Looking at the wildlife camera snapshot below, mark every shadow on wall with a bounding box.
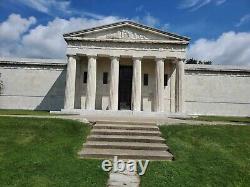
[36,69,66,111]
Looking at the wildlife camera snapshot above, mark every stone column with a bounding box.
[85,55,97,110]
[170,61,176,113]
[175,59,184,113]
[64,55,77,109]
[155,58,164,112]
[132,57,142,111]
[109,56,119,110]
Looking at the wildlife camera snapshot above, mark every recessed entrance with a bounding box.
[118,65,133,110]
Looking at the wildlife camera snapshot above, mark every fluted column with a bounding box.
[109,56,119,110]
[132,57,142,111]
[85,55,97,110]
[175,59,184,113]
[64,55,77,109]
[155,58,164,112]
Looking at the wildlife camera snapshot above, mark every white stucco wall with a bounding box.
[0,58,66,110]
[1,57,250,116]
[184,64,250,116]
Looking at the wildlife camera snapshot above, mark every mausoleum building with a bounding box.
[0,21,250,117]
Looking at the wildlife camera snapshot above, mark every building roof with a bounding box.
[185,64,250,73]
[0,57,66,66]
[63,20,190,42]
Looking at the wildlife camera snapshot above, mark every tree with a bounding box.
[186,58,197,64]
[186,58,212,65]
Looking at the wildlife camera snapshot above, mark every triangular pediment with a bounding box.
[64,21,190,43]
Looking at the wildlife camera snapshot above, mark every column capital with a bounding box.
[132,56,142,61]
[174,58,186,63]
[87,54,97,59]
[110,55,120,61]
[66,54,78,59]
[155,57,165,62]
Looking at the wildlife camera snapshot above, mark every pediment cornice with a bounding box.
[63,21,190,44]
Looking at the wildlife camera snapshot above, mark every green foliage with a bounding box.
[0,117,108,187]
[0,109,51,115]
[186,58,212,65]
[195,115,250,124]
[141,125,250,187]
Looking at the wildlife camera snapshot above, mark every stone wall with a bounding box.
[184,64,250,116]
[1,57,250,116]
[0,58,66,111]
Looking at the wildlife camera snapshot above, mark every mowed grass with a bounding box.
[141,125,250,187]
[0,117,108,187]
[195,115,250,124]
[0,109,51,116]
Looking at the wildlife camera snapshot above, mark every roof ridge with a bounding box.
[63,20,190,41]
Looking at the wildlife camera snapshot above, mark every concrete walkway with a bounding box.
[0,114,89,123]
[0,114,248,126]
[107,169,140,187]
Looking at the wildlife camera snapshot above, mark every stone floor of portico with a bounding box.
[55,109,190,124]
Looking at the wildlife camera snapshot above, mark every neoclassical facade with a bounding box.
[63,21,189,113]
[1,21,250,117]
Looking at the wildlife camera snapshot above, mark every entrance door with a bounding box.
[118,66,133,110]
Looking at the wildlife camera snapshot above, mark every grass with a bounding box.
[0,116,108,187]
[0,109,52,116]
[194,115,250,124]
[141,125,250,187]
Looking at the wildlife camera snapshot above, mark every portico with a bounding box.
[63,21,189,114]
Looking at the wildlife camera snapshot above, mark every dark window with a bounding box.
[103,72,108,84]
[144,74,148,86]
[83,72,87,83]
[164,74,168,86]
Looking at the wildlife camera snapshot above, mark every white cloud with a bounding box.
[16,0,71,15]
[179,0,226,11]
[188,31,250,66]
[0,14,36,57]
[0,14,122,58]
[133,13,160,27]
[0,14,36,41]
[142,13,160,27]
[161,23,170,31]
[235,14,250,27]
[135,5,144,12]
[215,0,226,5]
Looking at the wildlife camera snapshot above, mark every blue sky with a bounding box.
[0,0,250,65]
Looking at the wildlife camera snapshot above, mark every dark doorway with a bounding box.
[118,66,133,110]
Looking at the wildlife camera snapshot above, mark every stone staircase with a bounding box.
[78,121,173,160]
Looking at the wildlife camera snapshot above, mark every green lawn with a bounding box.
[0,109,52,116]
[0,117,108,187]
[141,125,250,187]
[194,115,250,124]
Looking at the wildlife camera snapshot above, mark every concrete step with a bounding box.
[87,134,165,143]
[78,148,173,160]
[84,141,168,151]
[91,129,161,136]
[94,124,159,131]
[94,121,156,126]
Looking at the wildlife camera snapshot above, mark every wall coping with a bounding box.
[0,57,66,66]
[1,57,250,73]
[185,64,250,73]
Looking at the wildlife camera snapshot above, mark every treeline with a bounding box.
[186,58,212,65]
